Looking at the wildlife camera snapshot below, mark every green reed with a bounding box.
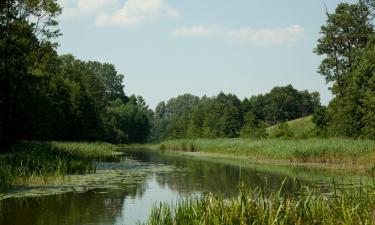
[144,182,375,225]
[160,138,375,165]
[0,141,118,192]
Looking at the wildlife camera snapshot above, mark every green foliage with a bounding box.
[150,94,200,142]
[240,112,267,138]
[329,37,375,139]
[313,0,375,139]
[0,0,62,148]
[314,1,373,96]
[152,87,319,142]
[14,54,152,144]
[313,106,329,136]
[268,122,294,138]
[269,116,317,139]
[0,1,151,148]
[244,85,320,126]
[144,183,375,225]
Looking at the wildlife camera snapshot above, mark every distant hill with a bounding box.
[267,116,316,138]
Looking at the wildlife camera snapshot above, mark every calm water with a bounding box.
[0,148,368,225]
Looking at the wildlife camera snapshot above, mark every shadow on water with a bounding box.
[0,147,372,225]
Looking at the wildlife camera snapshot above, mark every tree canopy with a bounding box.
[0,0,152,149]
[313,0,375,139]
[151,86,320,142]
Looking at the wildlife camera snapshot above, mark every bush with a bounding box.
[269,123,294,138]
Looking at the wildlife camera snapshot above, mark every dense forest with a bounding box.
[150,86,320,142]
[0,0,152,150]
[2,0,375,150]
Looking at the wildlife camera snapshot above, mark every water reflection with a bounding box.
[0,148,370,225]
[0,188,127,225]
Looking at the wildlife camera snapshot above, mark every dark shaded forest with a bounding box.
[0,0,152,149]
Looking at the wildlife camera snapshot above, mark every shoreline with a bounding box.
[156,138,375,171]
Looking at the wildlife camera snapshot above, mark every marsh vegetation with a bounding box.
[159,138,375,167]
[0,142,117,192]
[145,182,375,225]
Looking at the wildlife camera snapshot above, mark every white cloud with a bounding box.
[59,0,117,17]
[172,25,305,45]
[227,25,304,45]
[96,0,180,26]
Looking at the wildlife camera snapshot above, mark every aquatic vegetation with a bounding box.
[160,138,375,166]
[0,141,118,192]
[144,183,375,225]
[0,158,177,201]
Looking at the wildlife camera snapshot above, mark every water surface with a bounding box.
[0,148,369,225]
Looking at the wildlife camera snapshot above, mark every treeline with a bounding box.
[0,0,151,149]
[3,0,375,149]
[16,54,152,143]
[150,85,320,142]
[313,0,375,139]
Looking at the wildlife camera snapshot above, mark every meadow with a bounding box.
[267,115,317,138]
[159,138,375,167]
[144,182,375,225]
[0,141,117,192]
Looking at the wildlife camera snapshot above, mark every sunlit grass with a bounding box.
[144,182,375,225]
[268,115,317,138]
[160,138,375,166]
[0,141,117,192]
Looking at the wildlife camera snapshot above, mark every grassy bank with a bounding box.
[267,115,316,138]
[0,141,117,192]
[144,183,375,225]
[159,138,375,167]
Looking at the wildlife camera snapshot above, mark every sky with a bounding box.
[56,0,356,109]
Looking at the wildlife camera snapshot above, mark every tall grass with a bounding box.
[160,138,375,165]
[144,182,375,225]
[0,141,117,192]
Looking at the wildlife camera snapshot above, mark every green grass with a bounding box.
[268,115,317,138]
[159,138,375,166]
[0,141,117,192]
[144,182,375,225]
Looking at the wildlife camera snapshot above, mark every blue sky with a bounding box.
[57,0,356,109]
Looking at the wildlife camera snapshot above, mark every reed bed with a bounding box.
[0,141,117,192]
[144,183,375,225]
[160,138,375,165]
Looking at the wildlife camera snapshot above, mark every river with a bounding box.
[0,148,368,225]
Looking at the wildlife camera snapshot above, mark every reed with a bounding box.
[160,138,375,166]
[144,182,375,225]
[0,141,117,192]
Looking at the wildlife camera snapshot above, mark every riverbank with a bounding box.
[159,138,375,169]
[0,141,118,192]
[144,182,375,225]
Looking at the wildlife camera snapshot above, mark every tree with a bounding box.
[332,37,375,138]
[244,85,320,126]
[313,0,375,138]
[0,0,61,148]
[215,93,243,137]
[240,112,267,138]
[314,1,373,96]
[150,94,200,141]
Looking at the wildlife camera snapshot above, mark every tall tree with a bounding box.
[314,1,373,96]
[0,0,61,148]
